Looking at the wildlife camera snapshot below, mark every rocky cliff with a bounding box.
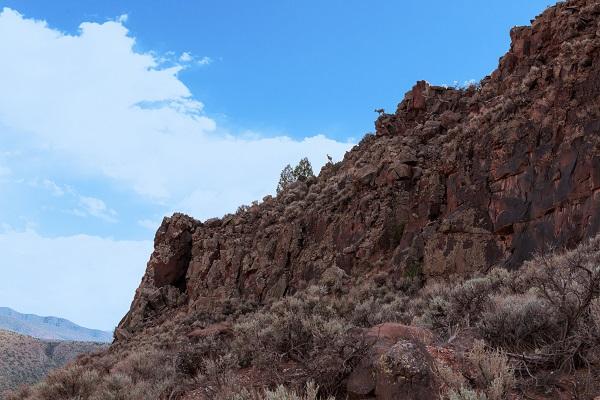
[118,0,600,339]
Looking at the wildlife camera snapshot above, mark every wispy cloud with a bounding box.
[75,195,118,222]
[179,52,193,62]
[26,177,117,222]
[42,179,65,196]
[178,52,212,67]
[28,178,66,196]
[197,56,212,66]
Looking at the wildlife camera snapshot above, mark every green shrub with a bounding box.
[89,373,132,400]
[276,158,315,194]
[403,259,422,279]
[264,382,333,400]
[350,295,410,327]
[217,382,333,400]
[434,359,467,396]
[35,365,100,399]
[112,349,175,384]
[413,292,452,332]
[447,387,488,400]
[516,237,600,369]
[232,290,365,394]
[446,273,505,326]
[478,293,559,350]
[467,341,514,400]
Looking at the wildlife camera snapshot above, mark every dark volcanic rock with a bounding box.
[346,323,437,399]
[347,335,437,400]
[119,0,600,338]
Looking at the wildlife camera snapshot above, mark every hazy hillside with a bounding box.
[0,307,112,343]
[0,330,106,396]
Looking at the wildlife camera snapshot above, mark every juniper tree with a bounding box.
[292,158,314,182]
[276,158,315,194]
[276,164,295,194]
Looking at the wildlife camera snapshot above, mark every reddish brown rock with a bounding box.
[118,0,600,344]
[375,340,437,400]
[347,333,437,400]
[366,323,434,346]
[187,322,232,339]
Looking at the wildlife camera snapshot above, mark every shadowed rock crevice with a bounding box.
[151,214,195,291]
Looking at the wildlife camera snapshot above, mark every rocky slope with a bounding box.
[118,0,600,339]
[9,0,600,399]
[0,307,112,343]
[0,330,106,396]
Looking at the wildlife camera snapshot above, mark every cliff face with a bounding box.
[118,0,600,338]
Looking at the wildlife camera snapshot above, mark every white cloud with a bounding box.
[0,8,352,220]
[0,229,152,330]
[0,165,10,177]
[197,56,212,66]
[179,51,192,62]
[27,178,65,196]
[76,195,118,222]
[178,52,211,66]
[42,179,65,196]
[24,178,117,222]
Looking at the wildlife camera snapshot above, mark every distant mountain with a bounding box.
[0,329,107,395]
[0,307,112,343]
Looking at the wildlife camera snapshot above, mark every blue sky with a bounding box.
[0,1,551,330]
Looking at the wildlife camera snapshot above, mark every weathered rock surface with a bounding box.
[119,0,600,342]
[347,324,437,399]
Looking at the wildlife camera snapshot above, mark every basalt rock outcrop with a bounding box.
[347,324,437,400]
[118,0,600,340]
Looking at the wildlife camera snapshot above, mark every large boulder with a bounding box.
[347,323,437,400]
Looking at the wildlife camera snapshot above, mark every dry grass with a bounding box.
[7,236,600,399]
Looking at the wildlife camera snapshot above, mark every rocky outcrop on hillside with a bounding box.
[118,0,600,339]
